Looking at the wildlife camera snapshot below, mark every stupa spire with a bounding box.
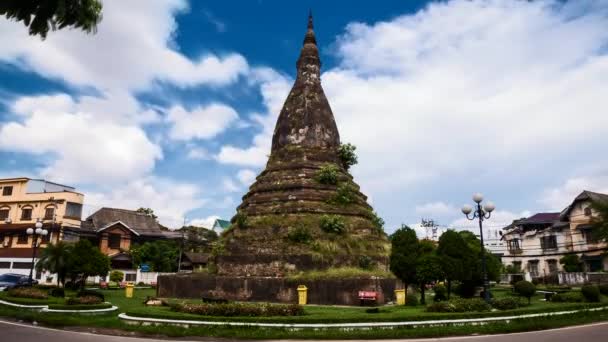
[297,11,321,74]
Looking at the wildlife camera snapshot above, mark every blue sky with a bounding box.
[1,0,608,234]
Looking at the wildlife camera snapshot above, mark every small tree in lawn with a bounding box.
[66,239,110,289]
[109,270,124,283]
[35,241,72,287]
[514,280,536,304]
[415,254,444,305]
[437,230,473,299]
[390,225,419,299]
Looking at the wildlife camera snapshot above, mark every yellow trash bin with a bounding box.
[395,289,406,305]
[125,282,134,298]
[297,285,308,305]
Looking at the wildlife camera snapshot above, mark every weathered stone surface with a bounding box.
[218,14,390,276]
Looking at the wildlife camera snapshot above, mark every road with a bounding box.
[1,319,607,341]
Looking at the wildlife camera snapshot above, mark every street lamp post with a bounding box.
[27,220,48,284]
[461,193,496,303]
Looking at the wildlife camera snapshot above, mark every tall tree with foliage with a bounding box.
[136,207,158,220]
[560,254,582,272]
[66,239,110,288]
[131,240,180,272]
[437,230,473,299]
[35,241,72,287]
[390,225,419,295]
[1,0,103,39]
[416,253,444,305]
[591,200,608,242]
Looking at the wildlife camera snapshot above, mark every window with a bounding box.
[12,262,33,269]
[547,259,558,273]
[584,207,592,216]
[528,260,539,277]
[125,273,136,282]
[2,186,13,196]
[0,208,9,221]
[540,236,557,250]
[20,207,32,220]
[507,239,521,252]
[65,202,83,219]
[44,207,55,220]
[17,233,28,244]
[108,233,121,249]
[583,228,598,244]
[0,262,10,268]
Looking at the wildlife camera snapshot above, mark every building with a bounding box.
[79,207,180,282]
[211,218,230,234]
[0,178,84,281]
[501,190,608,281]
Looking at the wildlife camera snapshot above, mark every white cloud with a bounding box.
[222,178,240,193]
[216,67,291,166]
[0,0,248,91]
[0,94,162,184]
[236,169,257,186]
[167,104,238,141]
[186,146,211,160]
[415,201,458,216]
[539,173,608,211]
[85,177,206,229]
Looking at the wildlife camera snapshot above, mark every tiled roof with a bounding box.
[83,208,165,237]
[519,212,560,225]
[183,252,209,264]
[214,219,231,229]
[560,190,608,219]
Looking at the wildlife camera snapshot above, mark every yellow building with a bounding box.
[0,177,84,281]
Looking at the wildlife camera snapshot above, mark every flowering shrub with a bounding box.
[426,298,491,312]
[66,295,104,305]
[8,287,48,299]
[173,302,304,317]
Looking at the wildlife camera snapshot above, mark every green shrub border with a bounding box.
[47,303,113,311]
[0,296,55,305]
[125,303,608,324]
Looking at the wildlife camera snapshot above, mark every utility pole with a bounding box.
[177,217,186,272]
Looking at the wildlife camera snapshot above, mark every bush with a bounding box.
[77,289,105,301]
[405,294,419,306]
[173,302,304,317]
[234,212,248,229]
[599,284,608,296]
[338,143,358,170]
[320,215,345,234]
[137,281,146,286]
[67,295,104,305]
[287,225,312,244]
[433,284,447,302]
[329,183,356,205]
[315,164,339,185]
[581,285,601,302]
[491,297,520,310]
[369,211,385,233]
[426,298,491,312]
[109,270,124,283]
[365,308,380,314]
[358,256,374,270]
[551,292,584,302]
[8,287,48,299]
[48,287,65,298]
[514,280,536,304]
[48,303,112,310]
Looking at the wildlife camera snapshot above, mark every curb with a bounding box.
[42,305,118,314]
[118,306,608,329]
[0,299,47,310]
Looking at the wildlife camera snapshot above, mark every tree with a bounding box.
[459,230,502,283]
[1,0,102,39]
[338,143,358,170]
[514,280,536,304]
[35,242,72,287]
[390,225,419,296]
[415,254,444,305]
[590,200,608,242]
[130,240,180,272]
[560,254,582,272]
[136,207,158,220]
[437,230,473,298]
[66,239,110,288]
[109,270,124,283]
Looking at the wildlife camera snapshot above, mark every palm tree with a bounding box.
[35,242,72,287]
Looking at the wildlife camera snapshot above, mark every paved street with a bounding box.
[1,319,607,342]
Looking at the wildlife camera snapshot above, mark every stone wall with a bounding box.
[157,274,398,306]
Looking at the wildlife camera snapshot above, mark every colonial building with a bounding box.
[501,190,608,281]
[79,207,180,282]
[0,178,84,281]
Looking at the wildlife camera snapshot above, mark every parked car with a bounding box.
[0,273,38,291]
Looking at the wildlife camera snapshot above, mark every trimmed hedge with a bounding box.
[491,297,521,310]
[426,298,491,313]
[67,295,104,305]
[49,288,65,298]
[600,284,608,296]
[0,296,52,305]
[47,303,112,311]
[581,285,601,302]
[551,292,584,303]
[173,302,304,317]
[76,289,104,301]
